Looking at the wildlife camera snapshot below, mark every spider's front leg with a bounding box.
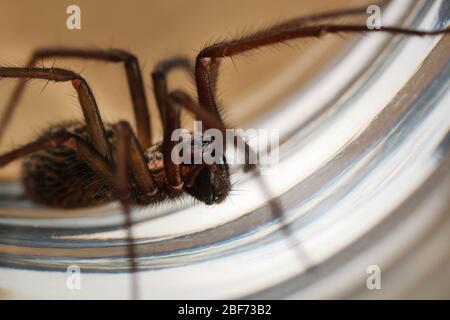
[194,9,450,116]
[192,7,449,171]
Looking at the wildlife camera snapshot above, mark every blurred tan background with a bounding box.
[0,0,365,179]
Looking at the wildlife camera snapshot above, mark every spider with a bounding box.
[0,3,448,299]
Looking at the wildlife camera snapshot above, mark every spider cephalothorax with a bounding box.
[144,139,231,206]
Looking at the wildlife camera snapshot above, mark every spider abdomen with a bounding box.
[21,122,115,208]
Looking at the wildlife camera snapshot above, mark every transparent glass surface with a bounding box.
[0,0,449,299]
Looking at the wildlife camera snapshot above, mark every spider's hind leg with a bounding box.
[0,48,153,148]
[0,67,112,162]
[0,130,115,207]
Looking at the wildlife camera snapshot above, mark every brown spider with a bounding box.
[0,3,448,299]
